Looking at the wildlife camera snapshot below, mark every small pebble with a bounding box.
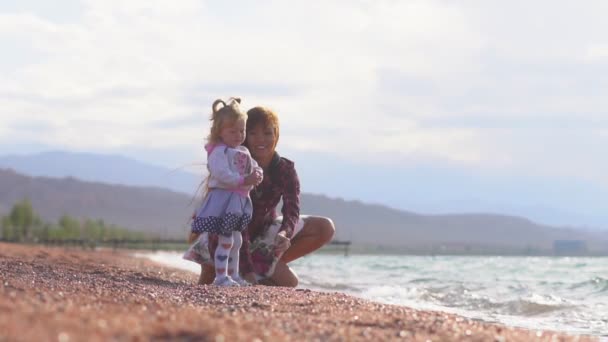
[58,332,69,342]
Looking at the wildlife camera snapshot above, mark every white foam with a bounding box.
[134,251,201,274]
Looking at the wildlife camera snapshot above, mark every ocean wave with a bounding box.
[500,298,572,316]
[569,277,608,292]
[359,285,423,303]
[421,285,495,310]
[300,279,360,292]
[416,285,574,317]
[361,285,572,317]
[365,263,413,271]
[408,277,437,284]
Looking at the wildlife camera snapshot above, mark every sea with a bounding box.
[137,252,608,337]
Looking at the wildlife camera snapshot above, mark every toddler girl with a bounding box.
[183,97,262,286]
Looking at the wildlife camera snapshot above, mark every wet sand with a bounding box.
[0,243,595,341]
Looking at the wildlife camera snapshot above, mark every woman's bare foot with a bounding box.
[198,264,215,285]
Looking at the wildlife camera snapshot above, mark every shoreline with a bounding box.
[137,250,604,338]
[0,242,597,341]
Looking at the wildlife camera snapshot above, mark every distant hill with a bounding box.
[0,168,194,237]
[0,151,201,195]
[2,150,607,232]
[302,194,608,253]
[2,168,607,254]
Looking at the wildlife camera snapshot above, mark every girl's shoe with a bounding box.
[231,275,251,286]
[212,276,239,287]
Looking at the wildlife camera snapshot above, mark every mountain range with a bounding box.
[0,150,201,195]
[3,150,607,231]
[1,151,607,254]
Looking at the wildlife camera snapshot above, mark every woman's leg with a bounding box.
[265,216,335,287]
[198,264,215,285]
[267,261,299,287]
[280,216,335,264]
[190,231,217,285]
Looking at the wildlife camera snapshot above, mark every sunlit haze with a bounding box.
[2,1,608,228]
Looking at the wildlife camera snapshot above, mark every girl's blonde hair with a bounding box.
[207,97,247,144]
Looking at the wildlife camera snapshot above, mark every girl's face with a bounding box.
[246,123,277,161]
[219,118,246,148]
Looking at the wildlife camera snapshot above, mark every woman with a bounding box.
[195,106,335,287]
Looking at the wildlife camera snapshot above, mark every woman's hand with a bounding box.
[274,231,291,255]
[243,272,257,285]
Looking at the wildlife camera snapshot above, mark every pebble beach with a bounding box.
[0,243,596,341]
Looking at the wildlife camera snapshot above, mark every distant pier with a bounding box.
[326,240,351,256]
[1,238,353,256]
[553,240,587,256]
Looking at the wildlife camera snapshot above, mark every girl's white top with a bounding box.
[206,143,261,197]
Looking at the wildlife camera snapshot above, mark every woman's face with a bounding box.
[246,123,277,162]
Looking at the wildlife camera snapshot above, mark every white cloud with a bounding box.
[1,0,608,187]
[585,44,608,61]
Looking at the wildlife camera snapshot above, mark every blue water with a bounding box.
[140,252,608,336]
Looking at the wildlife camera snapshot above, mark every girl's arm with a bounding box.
[207,147,244,186]
[251,156,263,180]
[279,161,300,239]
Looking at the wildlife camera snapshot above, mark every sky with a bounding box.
[1,1,608,228]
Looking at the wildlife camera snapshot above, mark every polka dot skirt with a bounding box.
[192,213,251,236]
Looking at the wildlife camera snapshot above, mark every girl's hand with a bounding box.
[244,169,263,186]
[274,231,291,255]
[253,166,263,185]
